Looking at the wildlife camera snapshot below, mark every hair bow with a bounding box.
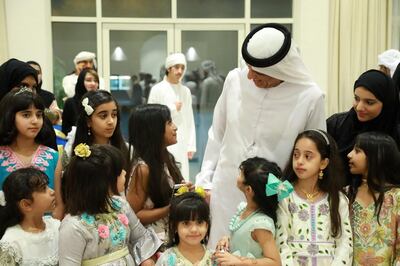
[265,173,293,201]
[174,186,206,198]
[82,97,94,116]
[74,143,91,158]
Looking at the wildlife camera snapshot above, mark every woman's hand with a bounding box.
[214,251,242,266]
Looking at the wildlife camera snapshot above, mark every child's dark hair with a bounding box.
[283,129,345,238]
[62,144,125,215]
[72,90,129,170]
[128,104,183,208]
[240,157,281,223]
[167,192,210,247]
[0,167,49,238]
[348,132,400,222]
[0,89,49,145]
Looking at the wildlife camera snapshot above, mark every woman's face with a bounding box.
[353,87,383,122]
[84,73,99,91]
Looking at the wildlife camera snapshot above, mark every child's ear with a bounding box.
[320,158,329,170]
[19,199,33,213]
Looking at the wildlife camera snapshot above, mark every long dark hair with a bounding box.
[0,167,49,238]
[347,132,400,222]
[283,130,345,237]
[167,192,210,247]
[0,89,50,146]
[128,104,183,208]
[240,157,281,223]
[62,144,124,215]
[72,90,128,170]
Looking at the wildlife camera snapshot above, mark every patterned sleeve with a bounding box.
[155,248,176,266]
[58,216,87,265]
[0,241,22,266]
[393,189,400,264]
[121,197,163,264]
[249,215,275,237]
[275,197,295,266]
[332,192,353,265]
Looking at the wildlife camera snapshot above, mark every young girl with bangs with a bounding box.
[276,129,353,265]
[0,167,59,265]
[0,89,61,190]
[126,104,185,241]
[156,191,213,265]
[347,132,400,265]
[59,144,162,265]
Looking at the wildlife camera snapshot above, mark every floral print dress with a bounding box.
[59,196,162,265]
[351,188,400,265]
[276,191,353,266]
[0,145,58,189]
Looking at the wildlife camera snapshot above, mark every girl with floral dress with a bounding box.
[276,130,353,265]
[0,167,59,265]
[126,104,186,242]
[347,132,400,265]
[215,157,283,266]
[59,144,162,265]
[0,89,61,190]
[156,191,214,266]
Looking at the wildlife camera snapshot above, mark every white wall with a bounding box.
[293,0,329,93]
[5,0,53,91]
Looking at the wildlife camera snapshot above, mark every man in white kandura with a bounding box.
[195,23,326,247]
[148,53,196,180]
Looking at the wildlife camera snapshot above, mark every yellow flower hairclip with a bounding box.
[74,143,91,158]
[174,185,206,198]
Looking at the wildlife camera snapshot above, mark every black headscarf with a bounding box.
[0,58,38,100]
[73,68,95,102]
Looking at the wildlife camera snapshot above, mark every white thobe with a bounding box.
[62,73,107,98]
[195,67,326,247]
[148,78,196,180]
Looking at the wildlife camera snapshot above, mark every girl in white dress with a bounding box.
[276,130,353,266]
[0,167,59,266]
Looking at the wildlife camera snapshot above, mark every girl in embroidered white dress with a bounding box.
[156,191,214,266]
[276,130,353,266]
[59,144,162,265]
[0,167,59,265]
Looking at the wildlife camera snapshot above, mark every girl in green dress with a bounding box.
[215,157,286,266]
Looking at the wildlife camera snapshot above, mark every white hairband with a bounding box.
[309,129,330,146]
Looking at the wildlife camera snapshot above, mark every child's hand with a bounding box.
[215,236,230,252]
[140,258,155,266]
[214,251,241,266]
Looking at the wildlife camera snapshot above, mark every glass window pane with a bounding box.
[102,0,171,18]
[52,22,97,106]
[51,0,96,17]
[178,0,244,18]
[182,31,238,179]
[109,30,168,138]
[251,0,292,18]
[251,23,292,33]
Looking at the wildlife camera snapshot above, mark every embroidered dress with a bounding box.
[276,191,353,266]
[229,202,275,258]
[0,145,58,189]
[156,246,214,266]
[59,196,162,265]
[352,188,400,265]
[0,216,60,266]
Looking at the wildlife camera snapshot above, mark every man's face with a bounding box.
[76,60,94,74]
[167,64,185,84]
[247,65,283,89]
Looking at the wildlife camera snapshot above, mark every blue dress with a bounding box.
[0,145,58,189]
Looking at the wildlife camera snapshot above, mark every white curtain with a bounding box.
[0,0,8,63]
[327,0,391,116]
